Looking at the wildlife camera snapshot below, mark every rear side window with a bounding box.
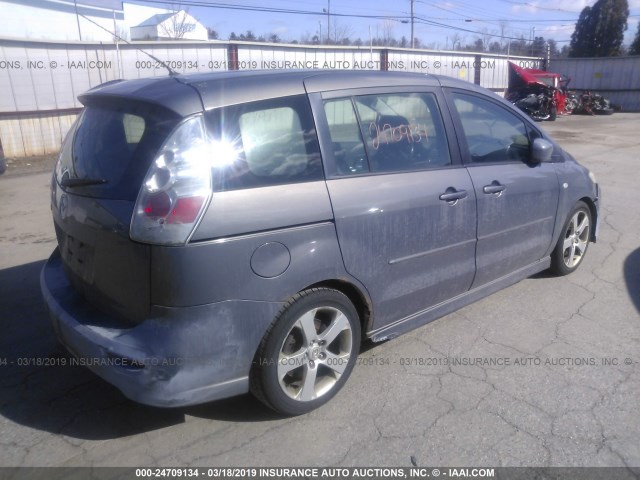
[204,95,323,191]
[323,92,451,175]
[57,101,179,200]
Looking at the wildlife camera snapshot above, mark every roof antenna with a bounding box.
[78,13,179,76]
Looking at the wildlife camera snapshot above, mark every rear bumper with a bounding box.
[40,248,283,407]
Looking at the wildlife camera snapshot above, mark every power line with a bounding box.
[413,15,572,42]
[128,0,602,44]
[131,0,411,21]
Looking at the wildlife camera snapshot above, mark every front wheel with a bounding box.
[550,201,592,276]
[251,288,361,415]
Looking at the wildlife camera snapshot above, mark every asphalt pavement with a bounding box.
[0,113,638,467]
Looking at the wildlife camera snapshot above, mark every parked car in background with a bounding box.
[41,70,600,415]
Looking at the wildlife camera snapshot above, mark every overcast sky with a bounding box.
[138,0,640,48]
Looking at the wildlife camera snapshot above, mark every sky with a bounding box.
[134,0,640,49]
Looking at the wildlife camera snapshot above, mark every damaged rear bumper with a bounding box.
[40,248,283,407]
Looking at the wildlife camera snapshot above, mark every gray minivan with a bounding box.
[41,70,600,415]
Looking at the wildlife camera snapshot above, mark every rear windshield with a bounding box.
[57,100,179,200]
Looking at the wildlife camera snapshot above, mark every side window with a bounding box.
[123,113,145,144]
[452,93,530,164]
[354,93,451,172]
[323,98,369,175]
[204,95,322,191]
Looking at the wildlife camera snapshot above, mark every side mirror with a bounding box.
[531,138,554,164]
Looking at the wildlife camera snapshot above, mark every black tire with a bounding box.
[594,108,614,115]
[549,105,557,121]
[550,201,592,276]
[251,288,361,416]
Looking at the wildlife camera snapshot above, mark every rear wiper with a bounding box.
[60,177,108,187]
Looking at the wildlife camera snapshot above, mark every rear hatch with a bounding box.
[51,78,199,324]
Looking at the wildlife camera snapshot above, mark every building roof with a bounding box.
[135,12,175,27]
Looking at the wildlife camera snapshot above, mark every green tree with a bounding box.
[630,22,640,55]
[570,0,629,57]
[531,36,547,57]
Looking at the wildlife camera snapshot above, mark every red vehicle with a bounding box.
[506,62,570,120]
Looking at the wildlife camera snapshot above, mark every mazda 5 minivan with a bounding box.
[41,70,600,415]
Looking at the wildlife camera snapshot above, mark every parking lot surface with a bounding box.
[0,113,639,467]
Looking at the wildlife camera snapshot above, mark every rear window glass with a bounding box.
[57,101,179,200]
[204,95,323,191]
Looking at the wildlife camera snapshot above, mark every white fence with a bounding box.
[550,56,640,112]
[0,38,541,157]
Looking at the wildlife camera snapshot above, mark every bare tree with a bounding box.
[159,8,195,39]
[450,32,463,50]
[299,32,314,45]
[475,28,497,52]
[112,24,129,42]
[380,20,396,46]
[332,18,354,44]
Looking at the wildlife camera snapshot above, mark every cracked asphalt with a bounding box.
[0,113,638,468]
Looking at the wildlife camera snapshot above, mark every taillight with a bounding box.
[130,115,212,245]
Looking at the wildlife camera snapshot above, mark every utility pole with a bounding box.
[327,0,330,44]
[530,26,535,56]
[410,0,415,48]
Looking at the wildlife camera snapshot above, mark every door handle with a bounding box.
[439,189,468,202]
[483,182,506,195]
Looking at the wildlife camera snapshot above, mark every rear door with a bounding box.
[446,90,560,287]
[310,87,477,330]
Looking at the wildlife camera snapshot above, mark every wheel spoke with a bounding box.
[571,215,578,234]
[567,244,577,267]
[318,312,349,346]
[298,365,318,401]
[323,352,349,375]
[576,239,588,256]
[576,215,589,236]
[296,310,318,346]
[563,235,573,252]
[278,348,306,379]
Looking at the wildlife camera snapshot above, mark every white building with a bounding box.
[0,0,125,41]
[0,1,207,42]
[130,10,208,41]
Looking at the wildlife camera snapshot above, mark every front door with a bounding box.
[447,91,560,287]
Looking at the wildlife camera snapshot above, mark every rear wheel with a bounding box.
[550,201,591,276]
[251,288,361,415]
